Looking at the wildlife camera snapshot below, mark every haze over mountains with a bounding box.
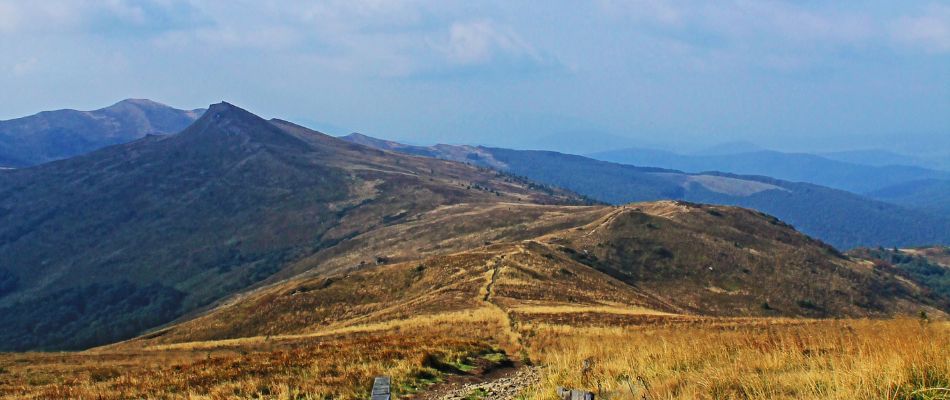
[2,99,949,250]
[0,99,203,168]
[868,179,950,216]
[342,133,950,249]
[589,147,950,194]
[2,100,949,352]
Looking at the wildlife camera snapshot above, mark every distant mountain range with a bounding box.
[821,149,950,171]
[1,98,947,251]
[341,133,950,250]
[588,147,950,194]
[2,101,947,354]
[0,99,203,167]
[867,179,950,216]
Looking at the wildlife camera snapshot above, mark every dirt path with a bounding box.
[484,258,501,302]
[585,207,626,237]
[416,249,541,400]
[416,366,543,400]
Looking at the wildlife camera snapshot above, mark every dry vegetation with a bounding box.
[526,318,950,400]
[0,311,509,399]
[3,203,949,399]
[2,313,947,399]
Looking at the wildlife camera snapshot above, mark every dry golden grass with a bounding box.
[508,304,674,316]
[3,216,949,399]
[524,318,950,400]
[143,308,503,352]
[2,303,948,399]
[0,313,506,400]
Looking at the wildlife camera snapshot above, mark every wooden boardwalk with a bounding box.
[371,376,391,400]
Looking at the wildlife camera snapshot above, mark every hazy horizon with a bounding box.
[1,1,948,154]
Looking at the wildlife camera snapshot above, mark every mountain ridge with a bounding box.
[0,99,204,167]
[340,133,950,249]
[0,102,583,351]
[589,147,950,194]
[120,200,947,348]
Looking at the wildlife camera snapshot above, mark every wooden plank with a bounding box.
[371,376,391,400]
[556,386,594,400]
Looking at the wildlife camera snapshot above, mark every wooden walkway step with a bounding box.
[556,386,595,400]
[371,376,391,400]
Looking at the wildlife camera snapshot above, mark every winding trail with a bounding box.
[484,258,500,302]
[585,207,627,237]
[478,252,524,353]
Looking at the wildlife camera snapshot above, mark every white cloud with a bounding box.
[0,1,20,33]
[597,0,683,26]
[0,0,201,35]
[11,57,38,76]
[147,2,553,77]
[602,0,876,47]
[154,25,300,50]
[718,1,874,44]
[101,0,148,25]
[892,5,950,53]
[440,20,538,65]
[0,1,79,33]
[590,1,914,73]
[446,21,495,64]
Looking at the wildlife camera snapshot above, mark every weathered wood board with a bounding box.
[371,376,391,400]
[556,386,595,400]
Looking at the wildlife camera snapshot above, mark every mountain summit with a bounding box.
[0,99,203,167]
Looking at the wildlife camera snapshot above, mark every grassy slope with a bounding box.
[0,103,582,351]
[1,200,948,398]
[848,246,950,300]
[123,201,945,349]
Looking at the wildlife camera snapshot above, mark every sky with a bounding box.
[1,0,948,153]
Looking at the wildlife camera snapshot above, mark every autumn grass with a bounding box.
[508,304,674,316]
[1,313,948,399]
[0,311,510,400]
[523,318,950,400]
[142,308,504,351]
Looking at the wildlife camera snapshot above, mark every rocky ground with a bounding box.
[418,366,542,400]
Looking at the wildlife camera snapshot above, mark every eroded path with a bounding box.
[417,366,542,400]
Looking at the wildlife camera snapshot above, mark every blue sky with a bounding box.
[1,1,948,153]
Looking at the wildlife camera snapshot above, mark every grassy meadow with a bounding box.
[1,309,947,399]
[526,318,950,400]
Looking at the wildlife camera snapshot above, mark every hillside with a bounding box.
[1,202,947,399]
[340,134,950,249]
[0,103,582,351]
[0,99,203,167]
[0,125,946,397]
[848,246,950,300]
[589,147,950,193]
[122,200,945,347]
